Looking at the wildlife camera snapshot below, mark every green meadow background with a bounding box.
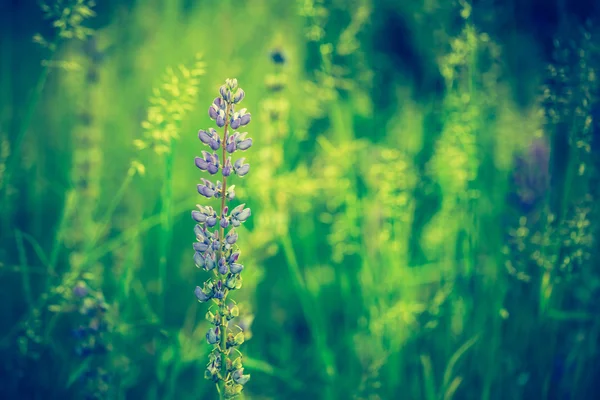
[1,0,600,399]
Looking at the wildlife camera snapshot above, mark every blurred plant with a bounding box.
[137,54,205,318]
[136,53,205,156]
[1,0,96,223]
[44,36,118,399]
[0,0,95,189]
[193,79,252,399]
[35,0,96,48]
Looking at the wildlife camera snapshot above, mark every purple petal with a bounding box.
[222,165,231,177]
[195,157,209,170]
[208,164,219,175]
[199,129,211,143]
[198,185,215,198]
[195,286,211,302]
[218,258,228,275]
[216,115,225,127]
[237,138,252,151]
[192,210,207,222]
[230,263,244,274]
[229,252,240,263]
[193,242,209,252]
[226,231,238,245]
[234,89,245,103]
[236,164,250,177]
[220,217,229,228]
[193,252,205,268]
[237,208,251,221]
[230,118,241,130]
[234,158,245,169]
[226,141,236,153]
[240,114,251,126]
[208,106,218,120]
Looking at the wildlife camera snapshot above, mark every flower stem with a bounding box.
[218,103,232,396]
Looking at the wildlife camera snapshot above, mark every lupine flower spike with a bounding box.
[193,79,252,399]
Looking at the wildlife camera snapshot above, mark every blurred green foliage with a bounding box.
[1,0,600,399]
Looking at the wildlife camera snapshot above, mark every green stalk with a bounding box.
[218,103,232,399]
[158,140,175,319]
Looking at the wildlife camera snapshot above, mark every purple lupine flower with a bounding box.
[230,204,251,227]
[233,158,250,177]
[197,178,217,198]
[198,128,221,151]
[230,263,244,274]
[192,79,253,395]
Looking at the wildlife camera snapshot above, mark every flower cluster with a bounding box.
[193,79,252,398]
[71,281,112,399]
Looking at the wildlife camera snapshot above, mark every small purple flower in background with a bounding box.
[70,281,112,399]
[193,78,253,398]
[511,137,551,213]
